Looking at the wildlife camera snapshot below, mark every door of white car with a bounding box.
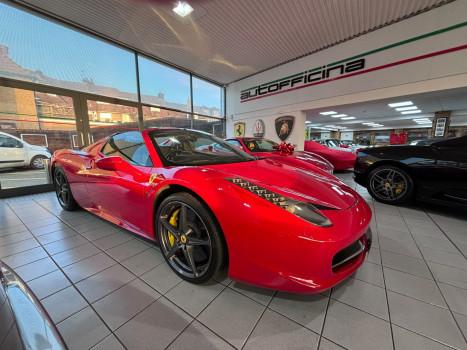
[0,135,27,169]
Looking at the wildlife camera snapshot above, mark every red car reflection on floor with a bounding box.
[52,129,372,293]
[226,137,334,173]
[305,140,357,170]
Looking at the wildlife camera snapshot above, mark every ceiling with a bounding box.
[305,87,467,132]
[11,0,455,85]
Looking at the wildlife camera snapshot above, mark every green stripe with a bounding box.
[241,86,257,93]
[308,66,321,73]
[328,21,467,67]
[241,71,306,92]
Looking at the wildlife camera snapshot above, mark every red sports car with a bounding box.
[305,140,357,170]
[226,137,334,173]
[52,129,372,293]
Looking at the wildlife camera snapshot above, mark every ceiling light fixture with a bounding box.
[173,2,194,17]
[388,101,413,107]
[319,111,337,115]
[340,117,356,120]
[401,110,422,114]
[395,106,418,111]
[331,114,347,118]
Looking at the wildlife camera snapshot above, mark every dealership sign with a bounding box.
[253,119,265,137]
[234,122,245,137]
[240,22,467,103]
[275,116,295,141]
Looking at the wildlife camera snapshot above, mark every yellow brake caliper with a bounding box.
[168,208,180,246]
[395,182,404,195]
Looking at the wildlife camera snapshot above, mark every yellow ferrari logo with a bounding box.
[181,236,187,244]
[149,173,158,184]
[234,122,245,137]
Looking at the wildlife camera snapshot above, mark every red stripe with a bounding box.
[241,44,467,103]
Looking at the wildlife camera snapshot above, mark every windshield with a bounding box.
[242,138,279,152]
[149,129,256,166]
[327,139,340,147]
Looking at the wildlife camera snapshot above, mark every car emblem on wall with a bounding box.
[253,119,265,137]
[275,116,295,141]
[234,122,245,137]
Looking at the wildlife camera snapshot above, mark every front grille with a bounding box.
[332,238,365,272]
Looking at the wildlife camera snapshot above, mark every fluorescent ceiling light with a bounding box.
[319,111,337,115]
[388,101,413,107]
[324,125,337,128]
[401,110,422,114]
[339,126,347,129]
[305,121,312,124]
[173,2,194,17]
[331,114,347,118]
[413,118,430,121]
[396,106,418,111]
[362,122,376,125]
[340,116,356,120]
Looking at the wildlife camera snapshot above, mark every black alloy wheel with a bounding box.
[54,165,79,211]
[156,192,225,283]
[367,165,414,205]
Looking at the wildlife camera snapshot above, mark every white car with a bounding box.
[0,132,52,169]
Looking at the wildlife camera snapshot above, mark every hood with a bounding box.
[27,144,51,154]
[251,151,334,173]
[204,159,358,210]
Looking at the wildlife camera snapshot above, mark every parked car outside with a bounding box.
[0,131,51,169]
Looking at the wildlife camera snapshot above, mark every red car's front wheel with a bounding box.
[156,192,226,283]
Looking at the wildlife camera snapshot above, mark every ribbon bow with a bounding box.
[273,142,294,155]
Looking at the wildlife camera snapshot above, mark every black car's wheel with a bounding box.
[367,165,414,204]
[30,155,48,169]
[54,165,79,211]
[156,192,225,284]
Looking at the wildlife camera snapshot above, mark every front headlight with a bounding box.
[225,177,333,227]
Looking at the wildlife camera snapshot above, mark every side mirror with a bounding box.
[96,157,133,172]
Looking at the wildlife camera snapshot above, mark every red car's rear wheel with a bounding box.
[54,165,80,211]
[156,192,225,283]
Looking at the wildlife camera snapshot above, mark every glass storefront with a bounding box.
[142,106,192,129]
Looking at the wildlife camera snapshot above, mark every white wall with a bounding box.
[226,0,467,145]
[340,132,354,141]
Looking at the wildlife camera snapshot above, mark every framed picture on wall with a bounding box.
[374,132,390,143]
[406,131,429,142]
[434,117,447,137]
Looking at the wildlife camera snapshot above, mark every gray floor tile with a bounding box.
[408,225,447,239]
[352,261,385,287]
[0,231,33,246]
[120,248,165,276]
[24,217,61,230]
[428,262,467,290]
[387,291,466,349]
[228,281,275,306]
[0,224,28,237]
[29,222,69,236]
[165,280,225,317]
[167,320,235,350]
[332,278,389,320]
[93,231,134,251]
[379,237,423,259]
[198,288,265,349]
[27,269,71,300]
[318,338,346,350]
[377,219,409,233]
[140,262,183,294]
[243,309,320,350]
[14,257,58,282]
[413,235,460,254]
[446,231,467,245]
[75,264,136,303]
[105,239,149,261]
[0,238,40,258]
[453,312,467,339]
[322,299,393,350]
[93,278,160,331]
[268,291,328,333]
[41,286,88,324]
[381,250,432,279]
[57,307,111,350]
[43,234,88,255]
[398,207,430,221]
[115,297,192,350]
[72,219,108,233]
[383,267,447,307]
[438,283,467,316]
[404,217,438,229]
[420,246,467,270]
[0,219,22,230]
[63,252,117,283]
[91,335,126,350]
[392,325,454,350]
[377,227,415,244]
[365,247,381,265]
[373,204,401,216]
[1,246,48,268]
[80,225,119,241]
[35,227,78,245]
[52,242,101,268]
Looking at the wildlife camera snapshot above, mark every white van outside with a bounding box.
[0,131,52,169]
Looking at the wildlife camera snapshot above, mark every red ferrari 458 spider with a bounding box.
[305,140,357,170]
[52,129,372,293]
[225,137,334,173]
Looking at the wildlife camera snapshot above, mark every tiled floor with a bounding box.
[0,171,466,350]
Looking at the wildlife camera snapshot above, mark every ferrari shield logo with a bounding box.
[275,116,295,141]
[234,122,245,137]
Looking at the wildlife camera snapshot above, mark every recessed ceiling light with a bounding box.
[401,110,422,114]
[340,117,356,120]
[395,106,418,111]
[388,101,413,107]
[331,114,347,118]
[319,111,337,115]
[173,2,194,17]
[339,126,348,129]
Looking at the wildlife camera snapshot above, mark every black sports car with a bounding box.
[354,136,467,206]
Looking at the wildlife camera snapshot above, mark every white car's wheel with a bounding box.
[30,155,48,169]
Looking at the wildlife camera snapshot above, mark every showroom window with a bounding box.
[192,77,223,118]
[142,106,192,129]
[193,115,224,137]
[0,2,138,101]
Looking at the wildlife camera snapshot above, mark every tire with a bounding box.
[54,165,80,211]
[156,192,225,284]
[367,165,414,205]
[30,155,48,169]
